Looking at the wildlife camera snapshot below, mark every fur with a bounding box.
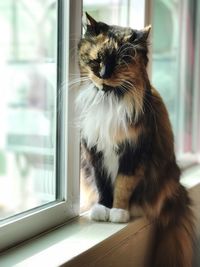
[77,13,196,267]
[76,83,136,183]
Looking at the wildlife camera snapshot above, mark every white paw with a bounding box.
[109,208,130,223]
[90,204,110,221]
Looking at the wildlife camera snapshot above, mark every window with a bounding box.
[0,0,81,252]
[1,0,199,255]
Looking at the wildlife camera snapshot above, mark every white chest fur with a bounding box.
[76,84,133,183]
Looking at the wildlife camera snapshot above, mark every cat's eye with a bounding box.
[88,59,101,74]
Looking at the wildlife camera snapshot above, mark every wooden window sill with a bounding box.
[0,166,199,267]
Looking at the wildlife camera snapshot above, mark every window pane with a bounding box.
[0,0,57,220]
[83,0,145,28]
[151,0,180,144]
[151,0,197,154]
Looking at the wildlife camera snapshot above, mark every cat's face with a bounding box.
[78,13,151,90]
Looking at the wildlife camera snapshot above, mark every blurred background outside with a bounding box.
[0,0,57,220]
[0,0,199,220]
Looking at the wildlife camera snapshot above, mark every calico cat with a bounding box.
[76,13,195,267]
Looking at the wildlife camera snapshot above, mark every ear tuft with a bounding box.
[129,25,151,44]
[142,25,151,40]
[84,12,109,36]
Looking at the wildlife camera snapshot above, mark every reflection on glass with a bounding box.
[0,0,57,220]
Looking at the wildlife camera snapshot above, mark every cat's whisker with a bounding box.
[118,43,137,58]
[117,42,131,55]
[69,77,90,85]
[123,79,134,87]
[119,84,143,122]
[69,73,86,76]
[120,81,144,117]
[121,54,136,62]
[119,47,134,57]
[122,79,158,129]
[119,85,129,94]
[121,60,129,69]
[122,81,136,92]
[118,42,134,53]
[137,91,158,129]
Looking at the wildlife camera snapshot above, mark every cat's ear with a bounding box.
[84,12,108,36]
[85,12,99,35]
[129,25,151,44]
[85,12,98,29]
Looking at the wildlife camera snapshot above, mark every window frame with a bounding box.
[0,0,81,252]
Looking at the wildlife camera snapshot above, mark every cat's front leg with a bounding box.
[90,189,112,221]
[110,171,142,223]
[90,165,113,222]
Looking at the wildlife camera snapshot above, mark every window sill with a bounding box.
[0,214,153,267]
[0,166,200,267]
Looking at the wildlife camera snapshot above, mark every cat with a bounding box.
[76,13,195,267]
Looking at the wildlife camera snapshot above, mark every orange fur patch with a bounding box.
[113,168,144,210]
[144,179,179,220]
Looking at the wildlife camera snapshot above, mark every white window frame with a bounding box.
[0,0,81,252]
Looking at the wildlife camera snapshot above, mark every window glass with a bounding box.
[151,0,197,155]
[0,0,57,220]
[83,0,145,28]
[152,0,179,136]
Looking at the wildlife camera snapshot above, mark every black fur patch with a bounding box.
[102,84,125,98]
[82,140,113,208]
[117,133,152,176]
[86,22,109,36]
[101,50,116,78]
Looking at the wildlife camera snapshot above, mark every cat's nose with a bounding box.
[99,51,116,79]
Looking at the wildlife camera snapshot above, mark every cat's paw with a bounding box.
[109,208,130,223]
[90,204,110,221]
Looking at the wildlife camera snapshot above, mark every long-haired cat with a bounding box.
[76,13,195,267]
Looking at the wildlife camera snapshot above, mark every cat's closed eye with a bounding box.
[89,45,135,79]
[90,58,101,65]
[89,59,100,71]
[88,51,117,79]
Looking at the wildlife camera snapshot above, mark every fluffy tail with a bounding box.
[152,185,196,267]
